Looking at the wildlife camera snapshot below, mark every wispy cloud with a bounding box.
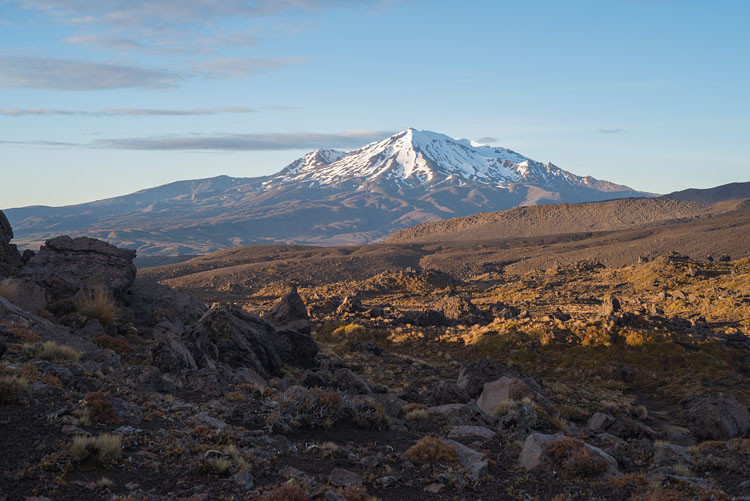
[598,128,623,134]
[194,57,307,78]
[0,130,392,151]
[95,130,393,151]
[476,136,498,144]
[0,56,180,90]
[0,106,257,117]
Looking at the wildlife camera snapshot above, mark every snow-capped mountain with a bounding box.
[6,129,648,256]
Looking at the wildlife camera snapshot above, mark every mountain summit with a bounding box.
[268,128,631,193]
[6,129,647,255]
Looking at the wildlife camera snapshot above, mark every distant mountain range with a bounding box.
[6,128,649,256]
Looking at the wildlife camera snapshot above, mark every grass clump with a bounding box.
[547,437,610,478]
[22,341,81,362]
[0,375,28,405]
[75,288,118,326]
[405,408,428,421]
[405,436,458,465]
[96,477,114,488]
[70,433,122,467]
[201,457,232,477]
[0,278,19,300]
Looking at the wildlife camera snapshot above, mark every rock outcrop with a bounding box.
[20,236,136,301]
[265,288,318,368]
[680,394,750,440]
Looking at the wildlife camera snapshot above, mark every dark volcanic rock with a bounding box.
[680,394,750,440]
[265,288,318,368]
[398,381,470,406]
[129,278,207,331]
[266,287,311,334]
[20,236,136,301]
[183,307,286,378]
[600,296,622,317]
[0,210,21,274]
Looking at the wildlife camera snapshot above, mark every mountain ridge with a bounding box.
[5,128,649,255]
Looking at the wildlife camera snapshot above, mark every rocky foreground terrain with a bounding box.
[2,206,750,500]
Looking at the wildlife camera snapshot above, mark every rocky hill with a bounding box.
[385,198,712,244]
[3,208,750,500]
[5,129,646,256]
[660,180,750,204]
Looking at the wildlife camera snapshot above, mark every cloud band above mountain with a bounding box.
[95,130,394,151]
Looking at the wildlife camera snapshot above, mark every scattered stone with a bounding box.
[336,294,364,314]
[232,367,268,388]
[448,425,496,440]
[586,412,616,433]
[328,468,363,487]
[232,470,255,489]
[442,439,488,479]
[652,443,691,467]
[333,368,373,394]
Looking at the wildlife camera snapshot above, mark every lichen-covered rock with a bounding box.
[20,236,136,301]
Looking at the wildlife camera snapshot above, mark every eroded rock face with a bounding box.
[680,394,750,440]
[20,236,136,301]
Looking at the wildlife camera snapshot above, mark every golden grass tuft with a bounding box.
[405,436,458,465]
[75,288,118,326]
[70,433,122,466]
[22,341,81,362]
[0,278,19,300]
[405,408,428,421]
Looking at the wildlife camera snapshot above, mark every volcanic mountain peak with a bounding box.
[266,128,540,188]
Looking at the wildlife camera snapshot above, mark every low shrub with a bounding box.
[83,391,117,424]
[405,436,458,465]
[93,335,130,354]
[348,398,391,430]
[22,341,81,362]
[405,408,428,421]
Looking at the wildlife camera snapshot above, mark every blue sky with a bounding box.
[1,0,748,208]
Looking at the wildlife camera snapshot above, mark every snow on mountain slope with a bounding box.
[263,128,631,193]
[6,128,648,255]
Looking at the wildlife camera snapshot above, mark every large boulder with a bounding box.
[519,433,621,479]
[128,278,207,331]
[0,210,21,274]
[20,236,136,301]
[265,288,318,368]
[680,394,750,440]
[476,376,553,417]
[182,307,286,378]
